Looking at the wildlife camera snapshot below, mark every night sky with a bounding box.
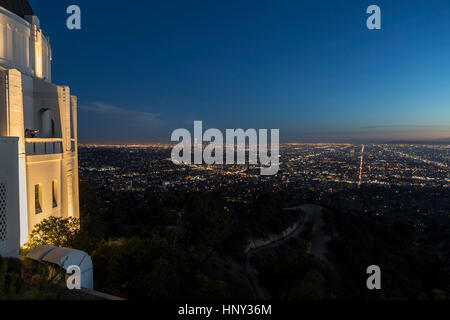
[28,0,450,143]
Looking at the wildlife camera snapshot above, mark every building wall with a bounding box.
[25,153,63,235]
[0,7,78,251]
[71,96,79,219]
[32,76,63,137]
[0,68,29,245]
[0,7,51,81]
[0,137,20,258]
[24,82,80,234]
[22,73,34,130]
[0,67,79,247]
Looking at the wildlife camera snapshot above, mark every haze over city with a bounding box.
[29,0,450,143]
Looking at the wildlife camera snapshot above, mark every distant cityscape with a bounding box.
[79,143,449,220]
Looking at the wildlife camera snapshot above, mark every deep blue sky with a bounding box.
[29,0,450,143]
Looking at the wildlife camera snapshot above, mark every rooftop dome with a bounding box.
[0,0,33,18]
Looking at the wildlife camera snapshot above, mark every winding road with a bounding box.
[244,204,324,300]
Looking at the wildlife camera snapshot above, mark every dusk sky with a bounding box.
[29,0,450,143]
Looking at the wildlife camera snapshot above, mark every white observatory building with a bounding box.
[0,0,80,258]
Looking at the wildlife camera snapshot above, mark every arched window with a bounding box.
[51,119,56,137]
[40,109,54,138]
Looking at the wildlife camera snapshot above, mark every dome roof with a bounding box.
[0,0,33,18]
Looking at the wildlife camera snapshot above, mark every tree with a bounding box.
[24,217,80,252]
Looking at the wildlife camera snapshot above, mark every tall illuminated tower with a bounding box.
[0,0,79,257]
